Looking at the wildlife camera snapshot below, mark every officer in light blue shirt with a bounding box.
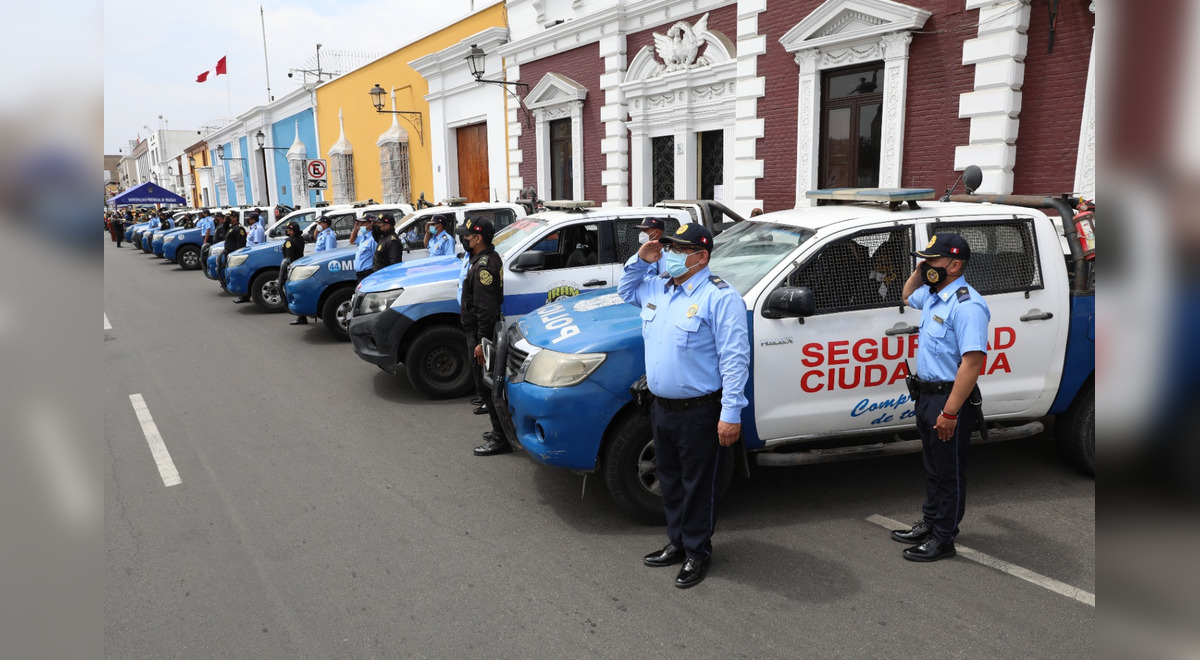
[314,215,337,252]
[890,233,990,563]
[350,213,377,281]
[624,216,667,271]
[247,212,266,246]
[424,214,455,258]
[618,223,749,590]
[196,210,216,244]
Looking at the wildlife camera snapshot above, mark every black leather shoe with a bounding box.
[891,521,931,544]
[481,431,501,442]
[903,537,956,562]
[674,557,710,589]
[643,544,686,567]
[473,405,490,415]
[289,317,309,325]
[473,439,513,456]
[470,397,484,406]
[233,298,251,304]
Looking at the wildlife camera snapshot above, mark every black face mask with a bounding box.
[460,235,473,252]
[921,262,949,289]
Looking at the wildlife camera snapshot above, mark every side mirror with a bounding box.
[963,165,983,194]
[510,250,546,272]
[762,286,815,319]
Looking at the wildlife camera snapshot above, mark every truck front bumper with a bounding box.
[495,378,620,472]
[284,277,323,317]
[225,266,251,296]
[348,308,412,370]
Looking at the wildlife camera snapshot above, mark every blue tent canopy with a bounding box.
[108,181,187,206]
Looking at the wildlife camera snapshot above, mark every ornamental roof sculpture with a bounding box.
[653,13,711,73]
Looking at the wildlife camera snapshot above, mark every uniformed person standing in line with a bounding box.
[891,233,990,562]
[372,213,404,271]
[247,212,266,246]
[112,212,125,247]
[350,213,377,281]
[313,215,337,252]
[456,218,511,456]
[423,214,455,258]
[278,221,309,325]
[618,223,750,589]
[625,217,667,268]
[224,214,248,298]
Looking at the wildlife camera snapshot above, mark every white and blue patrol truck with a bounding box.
[348,202,695,399]
[489,189,1096,523]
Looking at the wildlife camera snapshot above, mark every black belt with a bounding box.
[654,390,722,411]
[914,379,955,395]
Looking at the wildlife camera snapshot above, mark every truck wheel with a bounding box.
[177,245,201,270]
[602,412,734,526]
[250,271,286,313]
[321,288,354,342]
[1056,382,1094,476]
[405,325,473,399]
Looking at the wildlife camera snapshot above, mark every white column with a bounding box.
[599,32,629,206]
[954,0,1031,194]
[630,131,650,206]
[879,32,913,188]
[1073,2,1096,200]
[675,122,697,201]
[733,0,766,211]
[506,62,526,202]
[794,49,821,206]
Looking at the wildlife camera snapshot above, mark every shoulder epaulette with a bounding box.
[956,286,970,302]
[709,275,729,289]
[479,255,489,267]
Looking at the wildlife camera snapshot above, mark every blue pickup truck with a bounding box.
[284,201,525,341]
[489,190,1096,523]
[204,206,329,285]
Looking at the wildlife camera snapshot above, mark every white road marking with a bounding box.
[129,394,181,487]
[866,514,1094,607]
[104,313,112,330]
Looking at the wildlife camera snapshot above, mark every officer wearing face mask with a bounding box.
[279,221,309,325]
[372,213,405,271]
[350,213,377,281]
[314,216,337,252]
[891,233,990,563]
[424,214,455,258]
[626,217,667,269]
[456,218,510,456]
[617,223,750,590]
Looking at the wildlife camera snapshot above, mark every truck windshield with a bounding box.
[494,217,550,257]
[709,221,816,294]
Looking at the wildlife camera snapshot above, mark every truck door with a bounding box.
[921,215,1068,418]
[752,224,920,441]
[503,220,617,315]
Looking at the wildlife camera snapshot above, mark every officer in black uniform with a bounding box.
[372,213,405,271]
[279,221,309,325]
[223,214,248,297]
[456,217,510,457]
[892,233,991,562]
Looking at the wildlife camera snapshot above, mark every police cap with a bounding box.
[456,217,495,243]
[913,233,971,261]
[659,223,714,252]
[378,213,396,225]
[427,213,448,227]
[635,217,666,231]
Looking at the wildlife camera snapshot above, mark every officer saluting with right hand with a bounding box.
[456,217,511,457]
[891,233,990,562]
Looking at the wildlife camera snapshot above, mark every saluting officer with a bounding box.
[372,213,404,271]
[891,234,990,562]
[279,221,310,326]
[456,218,510,457]
[625,217,667,269]
[618,223,750,589]
[313,215,337,252]
[350,213,377,281]
[424,214,455,258]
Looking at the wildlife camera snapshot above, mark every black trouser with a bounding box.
[355,269,373,282]
[915,392,976,544]
[650,398,723,561]
[468,336,504,437]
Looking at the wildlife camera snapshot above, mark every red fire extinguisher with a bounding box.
[1073,198,1095,260]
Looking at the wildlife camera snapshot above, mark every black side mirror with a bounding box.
[762,286,815,319]
[963,165,983,194]
[510,250,546,272]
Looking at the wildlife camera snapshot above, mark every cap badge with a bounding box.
[927,235,938,249]
[676,225,688,235]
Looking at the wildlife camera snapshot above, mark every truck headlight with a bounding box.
[227,253,249,268]
[211,245,225,257]
[355,288,403,315]
[153,233,163,240]
[288,265,320,281]
[164,235,177,243]
[523,349,606,388]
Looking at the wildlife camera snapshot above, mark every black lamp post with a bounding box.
[465,45,530,125]
[255,129,293,207]
[367,83,426,145]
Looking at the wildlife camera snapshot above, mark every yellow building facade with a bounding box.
[316,2,508,206]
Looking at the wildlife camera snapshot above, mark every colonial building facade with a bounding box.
[484,0,1094,215]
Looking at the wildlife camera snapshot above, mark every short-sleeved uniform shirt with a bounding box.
[907,276,991,382]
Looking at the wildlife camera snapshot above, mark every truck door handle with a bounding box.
[583,279,607,287]
[1020,311,1053,322]
[885,324,920,336]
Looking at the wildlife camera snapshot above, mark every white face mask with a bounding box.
[637,232,650,244]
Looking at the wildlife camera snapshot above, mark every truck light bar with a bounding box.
[542,200,596,211]
[806,187,936,210]
[441,197,468,206]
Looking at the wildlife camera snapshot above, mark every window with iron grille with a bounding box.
[550,119,573,200]
[698,130,723,200]
[931,219,1043,295]
[614,217,683,263]
[787,227,914,314]
[652,136,674,204]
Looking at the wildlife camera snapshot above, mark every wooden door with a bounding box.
[456,123,490,203]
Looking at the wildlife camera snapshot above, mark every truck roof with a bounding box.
[758,200,1050,233]
[524,206,691,227]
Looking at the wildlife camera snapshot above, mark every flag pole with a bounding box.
[225,52,232,117]
[260,5,272,103]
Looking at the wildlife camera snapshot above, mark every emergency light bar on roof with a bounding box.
[542,200,595,212]
[806,187,936,211]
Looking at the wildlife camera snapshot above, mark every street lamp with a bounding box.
[255,129,293,207]
[188,155,196,168]
[367,83,425,145]
[464,45,530,125]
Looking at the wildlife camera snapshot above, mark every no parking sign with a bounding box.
[305,159,328,190]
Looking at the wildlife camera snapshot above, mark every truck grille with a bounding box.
[506,324,527,379]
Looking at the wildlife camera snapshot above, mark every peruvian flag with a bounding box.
[215,56,227,76]
[196,70,210,83]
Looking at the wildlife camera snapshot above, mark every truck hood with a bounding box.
[238,239,285,256]
[516,289,642,354]
[292,245,357,267]
[357,255,463,293]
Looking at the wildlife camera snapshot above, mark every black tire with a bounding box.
[602,411,734,526]
[250,270,286,312]
[1055,382,1094,476]
[404,325,473,399]
[321,288,354,342]
[177,245,202,271]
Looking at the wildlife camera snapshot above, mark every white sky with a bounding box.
[104,0,480,154]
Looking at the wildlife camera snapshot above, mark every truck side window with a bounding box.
[613,217,682,263]
[331,214,356,240]
[786,227,913,313]
[465,208,517,233]
[932,219,1043,295]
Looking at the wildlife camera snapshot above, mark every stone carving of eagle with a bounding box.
[653,13,710,73]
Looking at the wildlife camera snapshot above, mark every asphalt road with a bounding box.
[104,238,1094,659]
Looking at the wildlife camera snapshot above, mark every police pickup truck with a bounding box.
[223,202,411,312]
[489,188,1096,523]
[284,200,526,341]
[202,206,299,281]
[348,202,698,399]
[161,205,291,269]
